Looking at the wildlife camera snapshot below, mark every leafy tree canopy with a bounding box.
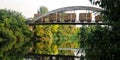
[80,0,120,60]
[0,9,32,60]
[90,0,120,23]
[37,6,48,14]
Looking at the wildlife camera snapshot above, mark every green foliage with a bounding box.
[81,26,113,60]
[79,0,120,60]
[37,6,48,14]
[33,25,80,55]
[90,0,120,23]
[54,25,80,55]
[0,9,32,60]
[34,25,55,54]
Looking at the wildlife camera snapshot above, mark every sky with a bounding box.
[0,0,97,18]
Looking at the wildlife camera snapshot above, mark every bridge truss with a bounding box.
[27,6,108,25]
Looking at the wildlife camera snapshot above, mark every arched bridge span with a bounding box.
[28,6,108,25]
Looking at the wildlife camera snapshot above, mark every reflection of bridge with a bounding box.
[28,6,108,25]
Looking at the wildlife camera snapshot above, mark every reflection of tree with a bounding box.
[55,25,80,55]
[34,25,80,55]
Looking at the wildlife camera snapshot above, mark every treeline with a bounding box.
[0,9,80,60]
[0,0,120,59]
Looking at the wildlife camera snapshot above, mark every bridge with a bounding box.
[27,6,108,25]
[25,6,108,60]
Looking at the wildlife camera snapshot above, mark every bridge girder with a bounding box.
[34,6,103,21]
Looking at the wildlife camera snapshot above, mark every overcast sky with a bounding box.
[0,0,97,18]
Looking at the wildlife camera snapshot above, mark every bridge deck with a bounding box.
[28,22,109,25]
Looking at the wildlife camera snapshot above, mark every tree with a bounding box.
[82,26,112,60]
[89,0,120,23]
[37,6,48,14]
[80,0,120,60]
[0,9,32,60]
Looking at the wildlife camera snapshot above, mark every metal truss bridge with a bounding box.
[27,6,109,25]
